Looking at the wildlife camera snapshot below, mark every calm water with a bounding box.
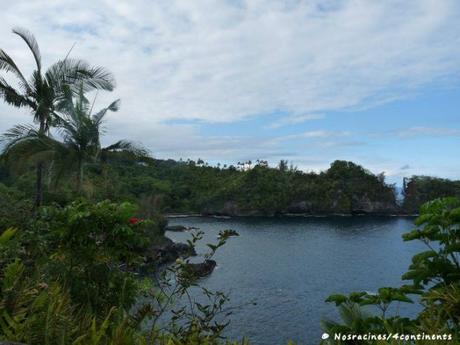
[166,216,423,345]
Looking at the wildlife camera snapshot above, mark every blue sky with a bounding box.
[171,84,460,184]
[1,0,460,184]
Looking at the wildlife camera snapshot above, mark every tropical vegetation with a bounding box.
[0,27,243,345]
[322,197,460,344]
[1,28,459,345]
[0,199,243,345]
[0,27,115,206]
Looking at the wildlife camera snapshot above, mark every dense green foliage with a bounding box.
[0,27,115,206]
[2,191,459,344]
[4,154,460,216]
[0,199,244,345]
[2,27,459,345]
[322,197,460,344]
[0,183,32,229]
[0,157,401,216]
[403,176,460,214]
[0,27,249,345]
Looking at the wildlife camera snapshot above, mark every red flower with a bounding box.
[129,217,139,225]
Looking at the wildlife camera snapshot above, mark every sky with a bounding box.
[1,0,460,184]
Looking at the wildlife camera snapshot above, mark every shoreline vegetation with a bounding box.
[2,155,460,218]
[1,28,459,344]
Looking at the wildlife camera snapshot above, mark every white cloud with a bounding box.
[267,113,324,129]
[103,120,292,162]
[1,0,460,176]
[1,1,460,126]
[273,130,351,142]
[397,127,460,138]
[300,130,350,139]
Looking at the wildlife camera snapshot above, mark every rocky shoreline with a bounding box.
[162,196,418,217]
[166,212,418,218]
[200,199,407,217]
[144,226,219,278]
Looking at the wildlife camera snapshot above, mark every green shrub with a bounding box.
[322,197,460,344]
[0,184,33,229]
[0,200,244,345]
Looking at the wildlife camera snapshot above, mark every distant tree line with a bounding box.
[4,149,450,216]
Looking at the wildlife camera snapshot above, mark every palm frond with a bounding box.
[0,77,32,108]
[91,99,120,125]
[102,140,148,158]
[76,83,91,115]
[0,124,39,152]
[0,49,31,92]
[0,125,56,173]
[49,111,65,128]
[12,27,41,71]
[54,84,75,113]
[75,64,115,91]
[46,58,115,95]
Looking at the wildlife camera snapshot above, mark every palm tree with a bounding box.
[52,87,146,193]
[2,89,146,195]
[57,88,141,193]
[0,27,115,206]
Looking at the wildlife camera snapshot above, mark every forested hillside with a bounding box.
[403,176,460,214]
[4,150,460,216]
[0,155,400,215]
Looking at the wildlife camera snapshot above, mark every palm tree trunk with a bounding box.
[76,157,83,194]
[35,120,46,208]
[35,162,43,207]
[47,160,54,187]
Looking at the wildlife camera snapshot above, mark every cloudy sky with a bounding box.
[1,0,460,184]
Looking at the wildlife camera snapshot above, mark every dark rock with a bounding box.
[165,225,200,231]
[285,201,313,214]
[201,196,401,217]
[155,242,196,264]
[220,201,240,215]
[202,201,271,216]
[202,201,238,216]
[171,242,197,257]
[144,236,196,266]
[165,225,188,231]
[351,196,399,214]
[184,259,216,277]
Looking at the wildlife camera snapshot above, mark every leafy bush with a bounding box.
[322,197,460,344]
[403,176,460,214]
[0,200,246,345]
[0,184,33,229]
[33,200,152,314]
